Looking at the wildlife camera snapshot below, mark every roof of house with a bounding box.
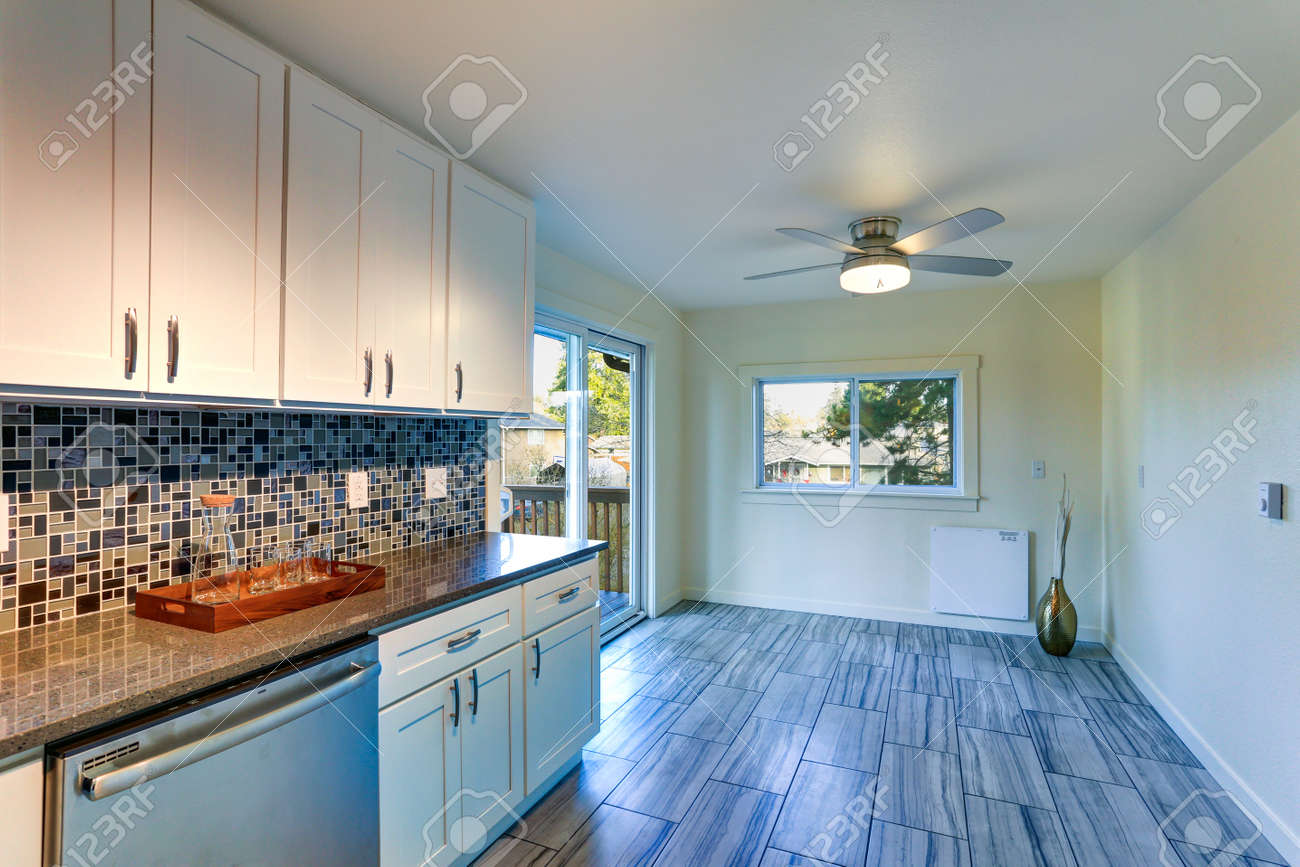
[763,435,894,468]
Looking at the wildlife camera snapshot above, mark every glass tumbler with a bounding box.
[249,543,282,594]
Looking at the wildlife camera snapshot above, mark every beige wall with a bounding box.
[679,279,1104,637]
[533,246,689,615]
[1101,111,1300,858]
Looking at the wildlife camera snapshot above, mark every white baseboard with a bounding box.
[654,588,682,617]
[1105,636,1300,866]
[681,584,1104,644]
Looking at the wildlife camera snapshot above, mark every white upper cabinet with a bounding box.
[0,0,151,391]
[282,68,382,405]
[373,123,450,409]
[446,162,534,413]
[149,0,284,399]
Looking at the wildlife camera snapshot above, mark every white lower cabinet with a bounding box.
[378,571,598,866]
[524,605,601,793]
[0,753,42,866]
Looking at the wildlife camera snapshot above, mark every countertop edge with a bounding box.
[0,539,608,761]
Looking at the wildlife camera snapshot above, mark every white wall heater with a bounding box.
[929,526,1029,621]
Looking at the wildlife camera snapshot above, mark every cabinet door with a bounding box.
[524,605,600,793]
[458,645,526,855]
[380,672,462,867]
[149,0,284,399]
[282,69,383,405]
[446,163,534,413]
[0,753,42,866]
[373,123,449,409]
[0,0,150,390]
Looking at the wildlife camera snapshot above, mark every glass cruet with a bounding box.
[192,494,242,604]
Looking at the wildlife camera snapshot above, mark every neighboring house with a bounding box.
[763,434,896,484]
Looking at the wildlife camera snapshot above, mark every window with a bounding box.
[756,371,961,494]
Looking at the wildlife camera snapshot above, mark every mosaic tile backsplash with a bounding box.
[0,403,489,635]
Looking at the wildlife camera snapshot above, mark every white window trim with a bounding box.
[739,355,980,512]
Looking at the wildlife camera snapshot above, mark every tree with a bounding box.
[546,353,631,437]
[814,379,954,486]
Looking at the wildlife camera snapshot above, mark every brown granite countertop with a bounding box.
[0,532,607,760]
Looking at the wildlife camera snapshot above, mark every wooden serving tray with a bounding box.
[134,559,386,633]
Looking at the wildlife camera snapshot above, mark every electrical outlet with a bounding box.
[347,471,368,509]
[1031,460,1046,480]
[0,493,9,553]
[424,467,448,500]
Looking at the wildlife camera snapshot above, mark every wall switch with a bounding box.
[424,467,448,500]
[1031,460,1046,480]
[347,471,368,509]
[1259,482,1283,519]
[0,493,9,552]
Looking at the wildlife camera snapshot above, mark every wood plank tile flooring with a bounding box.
[475,602,1290,866]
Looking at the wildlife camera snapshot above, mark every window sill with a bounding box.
[739,487,980,512]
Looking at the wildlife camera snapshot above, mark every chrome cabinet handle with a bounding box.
[124,308,138,377]
[454,362,463,402]
[363,347,373,396]
[557,586,580,602]
[468,668,479,717]
[450,678,460,727]
[166,314,179,380]
[447,628,481,650]
[531,637,542,679]
[384,350,393,398]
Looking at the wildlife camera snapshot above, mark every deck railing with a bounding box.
[502,484,631,594]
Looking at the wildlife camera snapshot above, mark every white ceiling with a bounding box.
[203,0,1300,310]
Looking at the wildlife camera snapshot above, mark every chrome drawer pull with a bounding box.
[557,587,580,602]
[447,628,481,650]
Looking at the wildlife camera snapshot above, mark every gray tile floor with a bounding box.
[475,602,1289,867]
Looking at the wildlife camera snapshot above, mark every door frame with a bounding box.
[534,309,648,634]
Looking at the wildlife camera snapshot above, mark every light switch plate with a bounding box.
[0,493,9,552]
[1031,460,1046,480]
[347,471,368,509]
[424,467,448,500]
[1259,482,1283,519]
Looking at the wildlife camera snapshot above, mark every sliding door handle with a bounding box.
[124,308,138,377]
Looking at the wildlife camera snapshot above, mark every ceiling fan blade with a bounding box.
[744,261,842,281]
[890,208,1004,255]
[776,228,865,255]
[908,254,1012,276]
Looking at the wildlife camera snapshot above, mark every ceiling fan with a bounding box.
[745,208,1012,294]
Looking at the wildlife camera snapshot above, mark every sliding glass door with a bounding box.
[501,315,645,632]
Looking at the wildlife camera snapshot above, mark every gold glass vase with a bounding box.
[1035,577,1077,656]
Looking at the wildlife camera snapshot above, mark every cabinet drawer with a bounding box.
[522,558,599,638]
[378,587,521,707]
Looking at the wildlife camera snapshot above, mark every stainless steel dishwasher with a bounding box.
[45,637,380,867]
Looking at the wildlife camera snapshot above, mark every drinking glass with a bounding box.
[315,542,335,581]
[249,544,282,594]
[283,542,306,587]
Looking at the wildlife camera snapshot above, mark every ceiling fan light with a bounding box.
[840,257,910,294]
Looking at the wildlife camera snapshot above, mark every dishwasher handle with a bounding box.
[80,660,381,802]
